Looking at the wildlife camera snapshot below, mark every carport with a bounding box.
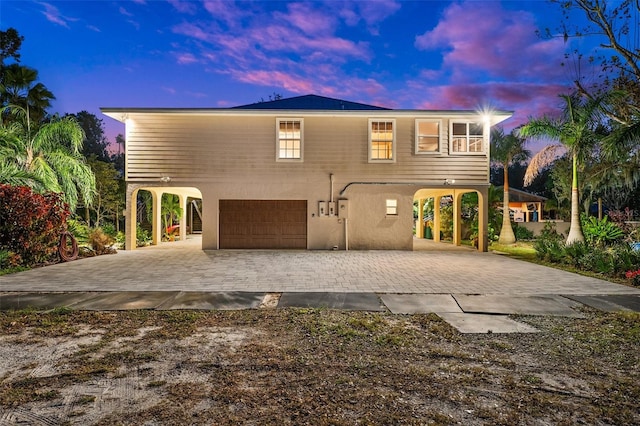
[125,185,202,250]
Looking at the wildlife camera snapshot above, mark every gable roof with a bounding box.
[232,94,390,111]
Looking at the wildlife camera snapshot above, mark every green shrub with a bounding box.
[66,219,90,245]
[533,222,565,262]
[101,222,117,238]
[581,214,624,247]
[136,226,152,247]
[513,224,534,241]
[563,241,590,268]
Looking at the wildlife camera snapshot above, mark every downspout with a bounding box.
[344,218,349,251]
[330,173,334,203]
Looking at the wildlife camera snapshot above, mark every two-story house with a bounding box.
[102,94,511,252]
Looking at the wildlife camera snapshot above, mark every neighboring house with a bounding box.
[498,187,547,223]
[102,94,512,252]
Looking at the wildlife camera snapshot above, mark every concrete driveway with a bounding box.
[0,236,637,295]
[3,236,639,333]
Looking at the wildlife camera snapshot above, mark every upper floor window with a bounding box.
[369,119,395,162]
[277,118,303,161]
[451,122,484,153]
[415,120,440,153]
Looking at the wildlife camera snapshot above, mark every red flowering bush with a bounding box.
[0,184,70,266]
[626,269,640,287]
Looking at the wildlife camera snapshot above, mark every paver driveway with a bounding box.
[1,237,638,296]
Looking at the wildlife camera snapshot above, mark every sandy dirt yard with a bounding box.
[0,307,639,425]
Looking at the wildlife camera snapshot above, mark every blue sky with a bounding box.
[3,0,599,149]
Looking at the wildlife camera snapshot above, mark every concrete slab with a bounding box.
[0,292,94,310]
[380,294,462,314]
[156,291,265,310]
[453,294,584,317]
[564,294,640,312]
[278,292,384,311]
[437,313,539,334]
[71,292,177,311]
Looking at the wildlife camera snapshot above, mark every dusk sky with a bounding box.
[3,1,601,150]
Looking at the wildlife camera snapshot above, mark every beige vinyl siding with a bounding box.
[125,114,489,184]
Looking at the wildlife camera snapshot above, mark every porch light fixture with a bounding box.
[444,178,455,185]
[160,175,172,183]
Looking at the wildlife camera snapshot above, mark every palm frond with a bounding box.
[524,144,564,186]
[0,160,44,188]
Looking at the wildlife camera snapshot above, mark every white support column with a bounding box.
[125,186,138,251]
[151,190,163,246]
[478,187,489,252]
[417,198,425,239]
[179,194,188,242]
[433,196,441,242]
[453,190,462,246]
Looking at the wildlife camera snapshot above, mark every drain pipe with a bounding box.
[330,173,334,203]
[344,218,349,251]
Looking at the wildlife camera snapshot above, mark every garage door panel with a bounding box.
[220,200,307,249]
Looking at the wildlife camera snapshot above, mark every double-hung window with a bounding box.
[451,122,484,153]
[369,119,395,162]
[277,118,303,161]
[415,120,441,153]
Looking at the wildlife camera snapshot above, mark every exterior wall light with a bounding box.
[160,175,172,183]
[444,178,455,185]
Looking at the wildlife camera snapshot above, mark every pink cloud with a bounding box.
[167,0,197,14]
[278,3,336,36]
[38,2,77,28]
[119,6,133,17]
[413,81,570,132]
[231,70,316,94]
[415,1,566,81]
[203,0,247,27]
[176,52,198,64]
[356,0,401,33]
[337,0,401,33]
[172,22,215,43]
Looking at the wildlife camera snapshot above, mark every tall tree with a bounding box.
[548,1,640,139]
[65,111,110,162]
[111,133,125,175]
[0,27,24,65]
[520,92,610,244]
[87,157,121,227]
[0,64,54,125]
[0,106,95,211]
[490,127,530,244]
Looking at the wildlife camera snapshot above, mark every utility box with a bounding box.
[318,201,327,216]
[338,199,349,219]
[328,201,336,217]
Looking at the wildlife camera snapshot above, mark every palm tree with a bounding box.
[161,194,183,237]
[490,127,530,244]
[520,92,610,244]
[0,106,95,211]
[0,64,54,124]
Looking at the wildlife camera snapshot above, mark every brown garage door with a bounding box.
[219,200,307,249]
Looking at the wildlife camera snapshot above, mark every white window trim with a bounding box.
[449,121,487,155]
[415,119,442,154]
[276,118,304,162]
[368,118,396,163]
[386,199,398,216]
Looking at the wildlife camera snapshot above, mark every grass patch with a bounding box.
[490,241,537,258]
